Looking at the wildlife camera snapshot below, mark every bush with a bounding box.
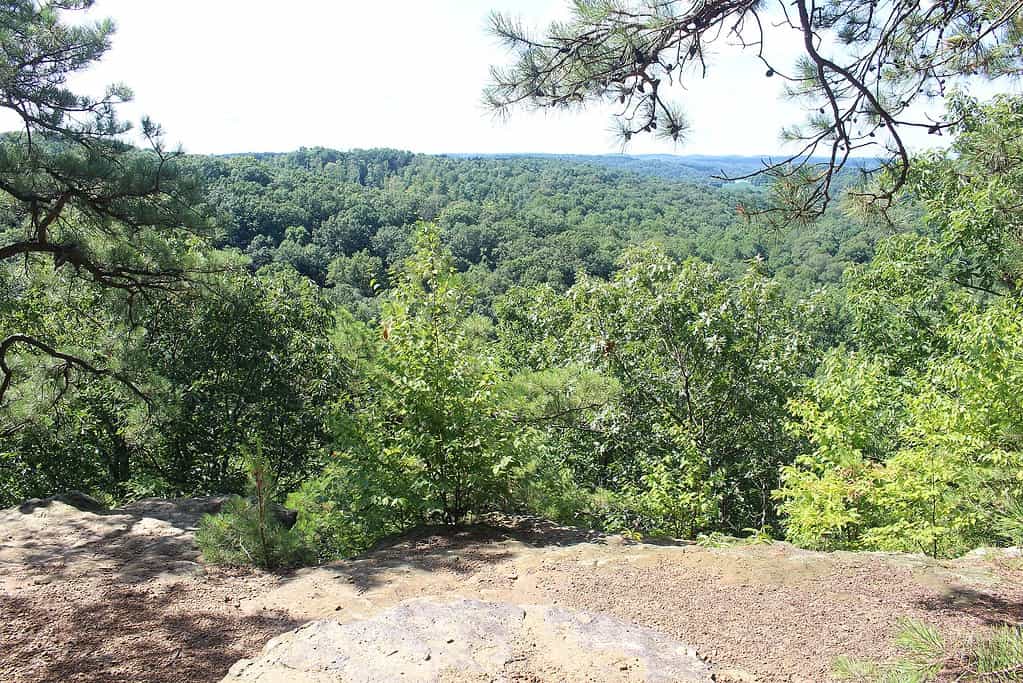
[287,457,414,562]
[196,452,310,570]
[329,225,524,526]
[512,454,594,527]
[779,301,1023,557]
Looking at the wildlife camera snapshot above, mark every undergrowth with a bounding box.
[835,619,1023,682]
[196,449,310,570]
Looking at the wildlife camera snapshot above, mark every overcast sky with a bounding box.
[23,0,997,157]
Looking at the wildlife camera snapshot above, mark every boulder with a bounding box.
[18,490,106,513]
[268,502,298,530]
[221,496,298,530]
[223,598,713,682]
[13,493,298,530]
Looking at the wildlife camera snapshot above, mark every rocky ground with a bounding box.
[223,598,716,682]
[1,497,1021,682]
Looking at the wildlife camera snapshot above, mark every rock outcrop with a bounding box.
[17,490,107,513]
[222,597,713,682]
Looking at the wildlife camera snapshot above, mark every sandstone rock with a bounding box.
[198,495,298,530]
[964,546,1022,559]
[713,669,757,682]
[223,598,713,682]
[18,490,106,513]
[110,495,299,530]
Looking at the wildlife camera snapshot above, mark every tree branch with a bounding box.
[0,333,149,408]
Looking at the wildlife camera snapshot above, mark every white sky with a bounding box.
[15,0,1003,156]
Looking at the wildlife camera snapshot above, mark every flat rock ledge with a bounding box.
[222,598,713,682]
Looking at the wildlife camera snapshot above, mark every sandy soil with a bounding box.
[1,499,1020,682]
[0,497,296,683]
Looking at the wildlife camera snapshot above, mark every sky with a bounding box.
[14,0,994,157]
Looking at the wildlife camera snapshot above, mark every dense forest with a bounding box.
[195,149,882,312]
[2,0,1022,578]
[5,106,1022,563]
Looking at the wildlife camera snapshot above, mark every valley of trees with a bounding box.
[197,148,880,309]
[2,0,1023,579]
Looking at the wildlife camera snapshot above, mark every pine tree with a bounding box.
[485,0,1023,218]
[0,1,212,407]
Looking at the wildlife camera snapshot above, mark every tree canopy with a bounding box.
[0,0,211,406]
[3,0,1023,583]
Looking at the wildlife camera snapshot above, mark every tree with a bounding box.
[485,0,1023,217]
[323,224,525,527]
[778,300,1023,557]
[907,94,1023,297]
[0,260,144,502]
[776,97,1023,557]
[140,270,342,494]
[498,246,811,535]
[0,1,211,406]
[196,447,311,570]
[0,265,343,505]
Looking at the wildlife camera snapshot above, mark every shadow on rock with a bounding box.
[917,584,1023,626]
[0,583,299,683]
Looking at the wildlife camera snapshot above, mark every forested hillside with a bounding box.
[451,152,880,186]
[195,149,884,313]
[4,1,1023,679]
[2,0,1021,575]
[6,100,1021,562]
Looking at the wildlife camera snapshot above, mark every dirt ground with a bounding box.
[1,498,1021,683]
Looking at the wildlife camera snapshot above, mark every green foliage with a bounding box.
[199,150,882,308]
[0,262,343,506]
[573,248,808,534]
[292,225,532,559]
[4,0,1022,577]
[196,449,309,570]
[994,496,1023,547]
[974,627,1023,679]
[695,529,774,548]
[511,453,594,526]
[777,352,908,550]
[834,619,1023,682]
[779,98,1023,557]
[139,268,343,493]
[286,455,412,562]
[356,224,526,522]
[909,95,1023,298]
[0,263,145,504]
[494,245,810,537]
[779,300,1023,557]
[0,0,213,408]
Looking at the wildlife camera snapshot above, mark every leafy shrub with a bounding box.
[330,225,525,523]
[779,300,1023,557]
[512,454,594,527]
[290,226,531,561]
[495,247,809,539]
[287,457,415,562]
